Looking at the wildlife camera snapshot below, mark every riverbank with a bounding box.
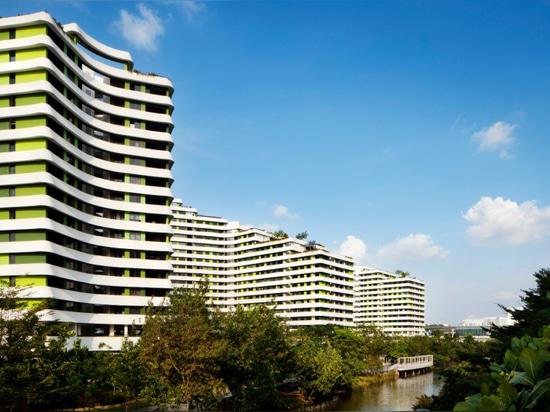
[352,371,399,389]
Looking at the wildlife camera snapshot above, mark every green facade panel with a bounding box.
[17,25,47,38]
[16,117,47,128]
[17,275,47,287]
[17,94,47,106]
[15,254,47,264]
[17,207,47,218]
[17,138,47,150]
[17,231,46,241]
[17,162,47,174]
[17,70,47,83]
[17,186,47,196]
[17,48,47,60]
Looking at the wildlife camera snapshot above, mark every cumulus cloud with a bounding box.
[273,205,298,219]
[115,3,165,52]
[463,196,550,244]
[377,234,449,260]
[336,235,368,264]
[471,121,517,158]
[177,1,207,24]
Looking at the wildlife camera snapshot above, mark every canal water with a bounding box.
[322,372,443,411]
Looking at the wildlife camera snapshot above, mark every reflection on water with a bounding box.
[323,372,443,411]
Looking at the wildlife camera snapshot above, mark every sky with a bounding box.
[5,0,550,325]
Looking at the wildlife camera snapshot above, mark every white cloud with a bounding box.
[177,1,207,24]
[336,235,367,265]
[377,234,449,260]
[463,196,550,244]
[471,121,517,158]
[273,205,298,219]
[115,3,165,52]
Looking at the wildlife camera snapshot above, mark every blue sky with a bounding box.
[7,1,550,324]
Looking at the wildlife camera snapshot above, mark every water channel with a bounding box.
[321,372,443,411]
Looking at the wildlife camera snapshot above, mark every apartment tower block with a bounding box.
[0,12,174,349]
[171,200,356,327]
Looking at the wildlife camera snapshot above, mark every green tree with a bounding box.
[292,335,344,403]
[272,230,289,239]
[489,268,550,359]
[139,281,224,410]
[357,324,392,370]
[453,325,550,411]
[111,339,146,411]
[296,231,308,240]
[0,283,68,410]
[328,327,368,387]
[216,304,292,411]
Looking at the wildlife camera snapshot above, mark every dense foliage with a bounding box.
[415,267,550,411]
[0,278,496,411]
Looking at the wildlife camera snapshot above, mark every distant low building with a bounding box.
[455,314,515,341]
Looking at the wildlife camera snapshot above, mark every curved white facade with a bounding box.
[0,12,174,350]
[170,200,355,327]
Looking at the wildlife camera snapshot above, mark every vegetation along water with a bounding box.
[2,268,550,411]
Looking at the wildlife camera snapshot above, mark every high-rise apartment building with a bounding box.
[0,12,174,350]
[354,267,425,335]
[170,200,356,327]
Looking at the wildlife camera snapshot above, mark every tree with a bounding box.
[489,268,550,359]
[272,230,288,239]
[0,283,68,411]
[216,304,292,411]
[139,281,224,410]
[296,231,308,240]
[111,339,146,411]
[327,327,367,388]
[357,324,392,370]
[292,335,344,403]
[395,270,410,278]
[453,325,550,411]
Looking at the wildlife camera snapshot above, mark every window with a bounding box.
[129,176,141,184]
[9,51,15,62]
[9,29,15,39]
[129,157,142,166]
[9,74,15,84]
[129,213,141,222]
[130,250,140,259]
[129,231,141,240]
[129,194,141,203]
